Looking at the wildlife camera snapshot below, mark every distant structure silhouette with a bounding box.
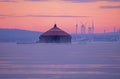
[88,19,94,34]
[91,19,94,33]
[39,24,71,43]
[81,24,86,34]
[76,24,78,40]
[88,27,92,34]
[114,27,116,33]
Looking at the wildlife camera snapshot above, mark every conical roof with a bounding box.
[41,24,71,36]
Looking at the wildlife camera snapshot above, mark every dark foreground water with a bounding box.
[0,42,120,79]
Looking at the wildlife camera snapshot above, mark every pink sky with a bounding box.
[0,0,120,33]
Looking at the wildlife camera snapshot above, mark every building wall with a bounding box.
[39,36,71,43]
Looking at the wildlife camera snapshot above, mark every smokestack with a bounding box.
[92,18,94,33]
[114,27,116,33]
[76,24,78,40]
[104,29,106,33]
[76,24,78,35]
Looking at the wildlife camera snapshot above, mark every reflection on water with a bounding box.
[0,43,120,79]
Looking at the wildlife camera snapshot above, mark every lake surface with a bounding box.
[0,42,120,79]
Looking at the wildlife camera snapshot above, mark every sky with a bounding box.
[0,0,120,33]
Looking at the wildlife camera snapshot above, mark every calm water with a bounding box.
[0,42,120,79]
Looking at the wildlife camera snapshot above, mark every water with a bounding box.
[0,42,120,79]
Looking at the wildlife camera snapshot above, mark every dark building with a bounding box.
[39,24,72,43]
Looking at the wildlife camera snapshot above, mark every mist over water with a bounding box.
[0,42,120,79]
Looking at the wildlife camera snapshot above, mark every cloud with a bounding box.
[103,0,120,2]
[62,0,120,3]
[0,0,48,2]
[0,14,6,16]
[100,5,120,9]
[0,0,17,2]
[0,14,9,17]
[0,14,10,18]
[24,0,48,2]
[62,0,98,3]
[26,15,90,18]
[0,14,90,18]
